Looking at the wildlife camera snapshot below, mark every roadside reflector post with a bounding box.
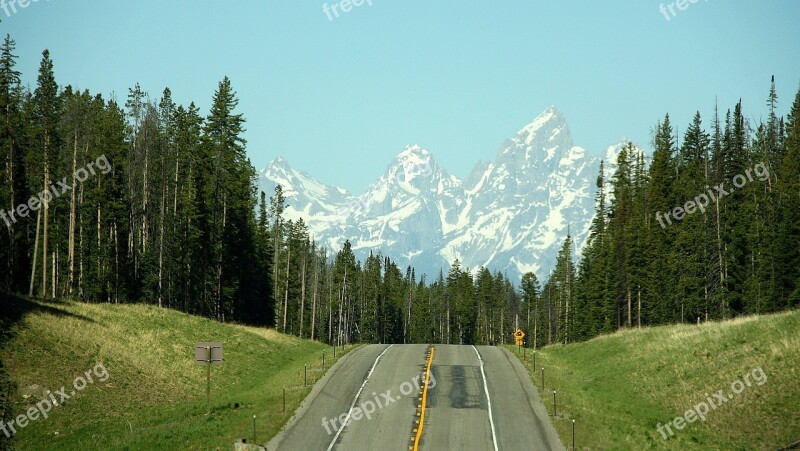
[334,344,337,359]
[322,350,326,370]
[552,390,557,417]
[304,364,307,387]
[572,419,575,450]
[283,387,286,413]
[541,367,545,391]
[253,415,257,444]
[533,350,536,370]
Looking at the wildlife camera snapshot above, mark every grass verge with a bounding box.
[0,294,357,450]
[508,310,799,450]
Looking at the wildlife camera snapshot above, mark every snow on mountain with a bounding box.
[602,139,649,201]
[258,108,644,284]
[257,157,354,250]
[446,106,598,281]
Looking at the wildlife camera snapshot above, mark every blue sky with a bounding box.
[2,0,799,193]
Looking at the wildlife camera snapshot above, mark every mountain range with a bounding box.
[257,107,643,284]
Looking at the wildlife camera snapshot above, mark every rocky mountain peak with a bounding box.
[258,107,642,283]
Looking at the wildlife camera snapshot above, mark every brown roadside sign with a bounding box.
[195,342,224,365]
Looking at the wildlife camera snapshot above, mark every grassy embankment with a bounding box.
[0,295,356,450]
[509,310,799,450]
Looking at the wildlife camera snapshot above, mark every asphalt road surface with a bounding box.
[268,344,564,451]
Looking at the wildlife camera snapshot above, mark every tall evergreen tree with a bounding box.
[776,86,800,307]
[0,35,23,293]
[31,49,61,298]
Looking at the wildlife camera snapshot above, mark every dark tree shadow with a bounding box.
[0,294,96,343]
[0,294,97,449]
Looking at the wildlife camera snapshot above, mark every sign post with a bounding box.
[195,342,223,413]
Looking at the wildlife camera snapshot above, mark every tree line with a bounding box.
[542,77,800,345]
[271,77,800,349]
[1,34,798,352]
[0,35,528,347]
[0,35,269,323]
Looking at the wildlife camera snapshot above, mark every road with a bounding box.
[267,344,564,451]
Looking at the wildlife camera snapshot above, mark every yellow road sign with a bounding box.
[514,328,525,346]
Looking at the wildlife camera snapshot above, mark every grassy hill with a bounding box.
[3,295,797,450]
[511,310,800,450]
[0,295,354,450]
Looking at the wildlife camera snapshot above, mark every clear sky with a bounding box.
[2,0,799,193]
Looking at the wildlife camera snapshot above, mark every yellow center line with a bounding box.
[412,346,435,451]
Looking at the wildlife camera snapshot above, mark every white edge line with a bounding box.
[326,344,394,451]
[472,345,499,451]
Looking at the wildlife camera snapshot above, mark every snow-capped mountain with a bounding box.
[601,139,649,201]
[258,107,641,284]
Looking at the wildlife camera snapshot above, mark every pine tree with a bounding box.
[256,191,274,326]
[777,86,800,306]
[155,88,176,308]
[31,49,61,298]
[270,184,286,328]
[750,77,786,312]
[549,235,575,342]
[720,102,750,315]
[361,252,382,342]
[172,103,204,312]
[520,272,540,346]
[475,267,494,345]
[672,113,710,322]
[574,160,609,339]
[0,35,22,293]
[608,145,633,328]
[201,76,255,321]
[645,116,678,323]
[334,240,359,345]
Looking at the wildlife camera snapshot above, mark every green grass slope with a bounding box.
[511,310,799,450]
[0,295,354,450]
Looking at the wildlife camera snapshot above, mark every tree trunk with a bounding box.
[114,221,119,303]
[51,249,56,299]
[29,208,41,297]
[299,255,306,338]
[158,162,167,308]
[534,301,538,350]
[627,287,632,328]
[446,305,450,345]
[327,270,333,343]
[42,133,49,298]
[142,134,149,255]
[339,267,347,346]
[7,119,15,286]
[67,134,78,295]
[715,195,725,318]
[637,285,642,328]
[282,240,291,332]
[97,203,102,297]
[311,257,318,341]
[218,195,226,321]
[273,217,281,329]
